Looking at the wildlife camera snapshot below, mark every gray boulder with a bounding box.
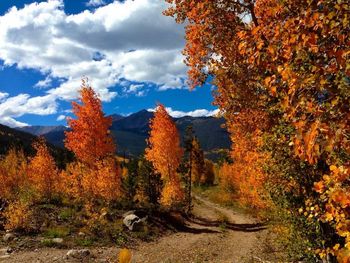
[123,214,147,231]
[122,210,136,217]
[52,238,64,244]
[66,249,91,259]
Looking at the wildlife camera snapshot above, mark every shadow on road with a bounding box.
[188,215,267,233]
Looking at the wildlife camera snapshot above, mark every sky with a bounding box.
[0,0,218,127]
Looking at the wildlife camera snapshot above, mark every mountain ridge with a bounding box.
[16,110,231,159]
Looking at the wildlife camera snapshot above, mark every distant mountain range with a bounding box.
[14,110,231,159]
[0,123,37,155]
[0,123,72,168]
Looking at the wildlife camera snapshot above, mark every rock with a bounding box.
[122,210,136,217]
[123,214,146,231]
[3,233,15,242]
[52,238,64,244]
[66,249,91,259]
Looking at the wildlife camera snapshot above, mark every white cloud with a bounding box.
[56,114,66,121]
[34,76,52,88]
[129,84,143,92]
[86,0,106,7]
[0,92,9,101]
[0,0,186,98]
[148,107,220,118]
[0,0,187,126]
[0,94,57,127]
[0,116,28,127]
[123,83,147,97]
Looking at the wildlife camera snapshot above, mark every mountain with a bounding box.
[0,123,37,155]
[17,125,69,148]
[18,125,68,136]
[0,124,73,167]
[175,116,229,151]
[111,110,153,133]
[16,110,231,159]
[110,114,124,122]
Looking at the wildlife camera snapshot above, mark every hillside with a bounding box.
[0,124,72,167]
[0,123,37,155]
[18,110,231,158]
[18,125,67,136]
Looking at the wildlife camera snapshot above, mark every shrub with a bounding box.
[4,200,33,232]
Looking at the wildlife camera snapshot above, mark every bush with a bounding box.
[4,200,33,232]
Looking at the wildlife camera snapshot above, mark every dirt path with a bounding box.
[132,195,268,263]
[0,195,269,263]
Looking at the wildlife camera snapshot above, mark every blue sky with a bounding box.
[0,0,217,127]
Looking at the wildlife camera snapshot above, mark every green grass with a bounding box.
[43,226,70,238]
[75,237,95,247]
[59,207,76,220]
[41,239,56,247]
[193,185,246,212]
[115,234,127,246]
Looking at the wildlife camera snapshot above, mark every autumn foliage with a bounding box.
[0,148,28,200]
[0,81,124,233]
[165,0,350,260]
[28,138,59,200]
[146,104,184,207]
[219,109,270,210]
[65,79,115,166]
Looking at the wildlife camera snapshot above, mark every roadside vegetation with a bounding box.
[0,0,349,262]
[0,80,218,262]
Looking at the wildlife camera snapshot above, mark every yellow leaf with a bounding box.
[264,76,271,86]
[118,248,132,263]
[330,165,338,171]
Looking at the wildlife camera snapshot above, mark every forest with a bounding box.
[0,0,349,262]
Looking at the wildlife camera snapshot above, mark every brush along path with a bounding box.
[0,195,269,263]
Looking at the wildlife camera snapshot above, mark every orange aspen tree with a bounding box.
[145,104,184,206]
[28,138,59,200]
[165,0,349,259]
[0,148,28,200]
[93,157,122,201]
[62,157,122,201]
[65,79,116,166]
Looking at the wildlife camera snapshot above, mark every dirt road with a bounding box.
[0,195,269,263]
[133,195,268,263]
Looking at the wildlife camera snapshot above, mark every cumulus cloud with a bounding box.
[86,0,106,7]
[148,107,220,118]
[122,84,148,97]
[0,0,186,99]
[0,94,58,127]
[0,0,187,126]
[56,114,66,121]
[34,76,52,89]
[0,91,9,101]
[0,117,28,128]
